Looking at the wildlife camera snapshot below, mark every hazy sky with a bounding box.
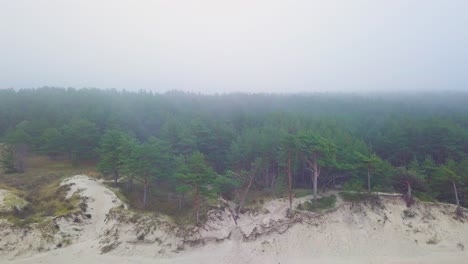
[1,1,468,93]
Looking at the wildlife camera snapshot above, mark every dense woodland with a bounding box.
[1,88,468,219]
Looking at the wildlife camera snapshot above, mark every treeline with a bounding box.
[1,88,468,215]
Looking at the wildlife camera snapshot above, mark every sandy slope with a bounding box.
[2,175,468,264]
[1,175,124,263]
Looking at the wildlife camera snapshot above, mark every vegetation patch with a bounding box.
[402,209,417,219]
[0,191,28,213]
[426,236,439,245]
[340,192,377,203]
[297,195,336,212]
[413,191,435,203]
[0,156,96,226]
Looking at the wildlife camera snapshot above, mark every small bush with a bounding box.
[402,209,416,218]
[297,195,336,212]
[426,236,439,245]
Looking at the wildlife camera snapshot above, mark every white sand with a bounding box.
[1,175,468,264]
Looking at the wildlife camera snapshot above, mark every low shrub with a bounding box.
[297,195,336,212]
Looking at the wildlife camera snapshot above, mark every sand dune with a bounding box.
[2,175,468,264]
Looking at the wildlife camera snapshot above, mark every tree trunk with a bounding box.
[114,170,119,186]
[452,180,460,207]
[313,153,319,200]
[313,172,318,201]
[302,166,305,185]
[287,151,293,211]
[305,153,321,201]
[14,143,27,173]
[407,181,412,199]
[143,180,149,208]
[237,174,254,216]
[195,186,200,223]
[367,167,371,192]
[179,193,184,210]
[126,176,133,193]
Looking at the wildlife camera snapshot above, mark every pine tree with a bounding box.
[176,152,217,223]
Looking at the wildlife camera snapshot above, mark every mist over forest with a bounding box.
[1,87,467,210]
[2,1,468,262]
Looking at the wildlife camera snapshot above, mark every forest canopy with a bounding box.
[1,87,467,212]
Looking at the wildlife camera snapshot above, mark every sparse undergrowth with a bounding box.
[294,188,314,198]
[426,236,439,245]
[339,191,383,204]
[297,195,337,212]
[402,209,417,218]
[0,191,28,213]
[0,155,97,226]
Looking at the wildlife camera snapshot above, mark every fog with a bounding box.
[1,0,468,93]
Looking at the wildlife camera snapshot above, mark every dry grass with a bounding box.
[0,154,98,226]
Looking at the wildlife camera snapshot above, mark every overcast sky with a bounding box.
[1,1,468,93]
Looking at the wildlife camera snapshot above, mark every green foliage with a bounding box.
[215,171,242,196]
[61,118,99,160]
[176,152,218,222]
[96,130,133,182]
[4,123,32,146]
[176,152,217,196]
[274,173,288,196]
[40,128,65,157]
[1,88,468,213]
[297,195,336,212]
[125,137,174,183]
[431,164,462,206]
[296,131,336,167]
[0,145,17,173]
[413,191,436,202]
[392,167,427,194]
[343,179,366,192]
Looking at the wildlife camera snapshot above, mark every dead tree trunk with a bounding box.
[406,181,412,199]
[452,180,460,208]
[305,152,320,201]
[313,165,319,201]
[224,201,238,226]
[237,174,254,217]
[143,179,150,208]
